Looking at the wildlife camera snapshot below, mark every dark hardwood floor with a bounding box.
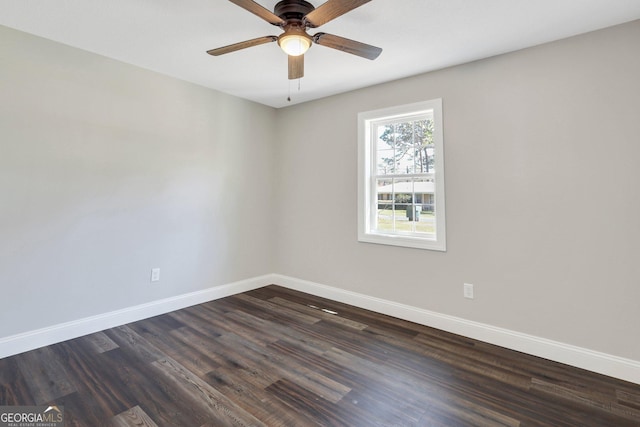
[1,285,639,426]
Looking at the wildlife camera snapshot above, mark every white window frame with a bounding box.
[358,99,446,251]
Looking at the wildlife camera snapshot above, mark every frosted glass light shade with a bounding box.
[279,34,311,56]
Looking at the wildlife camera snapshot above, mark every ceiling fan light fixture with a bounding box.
[278,30,311,56]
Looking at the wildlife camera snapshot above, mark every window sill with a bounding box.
[358,232,446,251]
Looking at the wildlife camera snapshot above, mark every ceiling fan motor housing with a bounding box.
[274,0,315,22]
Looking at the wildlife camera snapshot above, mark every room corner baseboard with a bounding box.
[271,274,640,385]
[2,273,638,385]
[0,275,274,359]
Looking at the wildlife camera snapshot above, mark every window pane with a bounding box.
[387,122,413,175]
[413,177,435,235]
[376,124,394,151]
[376,149,395,174]
[375,179,393,231]
[396,143,415,174]
[394,204,412,233]
[395,178,415,233]
[393,178,413,204]
[413,178,434,212]
[376,209,394,232]
[414,119,435,173]
[379,179,412,233]
[376,179,393,206]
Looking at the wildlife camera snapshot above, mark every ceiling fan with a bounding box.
[207,0,382,80]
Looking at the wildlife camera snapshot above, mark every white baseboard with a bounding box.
[272,274,640,385]
[2,273,639,385]
[0,275,271,359]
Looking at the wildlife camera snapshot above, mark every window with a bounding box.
[358,99,446,251]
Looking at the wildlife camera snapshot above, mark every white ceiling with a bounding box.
[1,1,639,108]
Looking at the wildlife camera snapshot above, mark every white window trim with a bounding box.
[358,99,446,251]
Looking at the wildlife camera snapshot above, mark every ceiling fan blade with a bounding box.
[313,32,382,60]
[228,0,285,26]
[207,36,278,56]
[304,0,371,28]
[288,54,304,79]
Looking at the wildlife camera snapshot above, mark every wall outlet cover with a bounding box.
[464,283,474,299]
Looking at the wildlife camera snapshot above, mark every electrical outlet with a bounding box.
[151,268,160,282]
[463,283,474,299]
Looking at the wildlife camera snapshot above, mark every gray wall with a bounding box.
[274,21,640,361]
[0,26,276,337]
[2,20,639,363]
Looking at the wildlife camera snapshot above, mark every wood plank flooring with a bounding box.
[1,285,639,426]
